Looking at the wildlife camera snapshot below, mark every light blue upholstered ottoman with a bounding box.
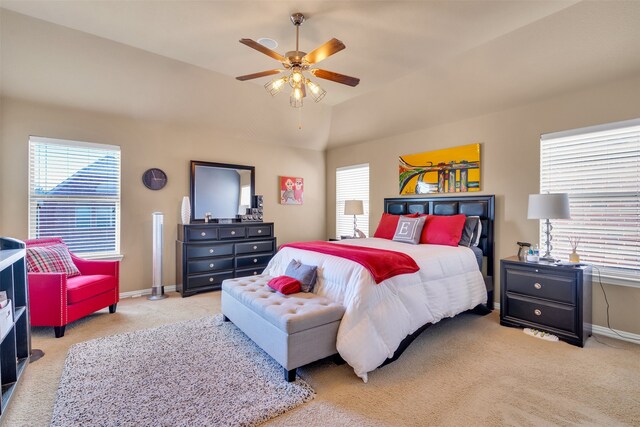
[221,275,345,381]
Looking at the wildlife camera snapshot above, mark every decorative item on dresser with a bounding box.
[500,256,592,347]
[176,223,276,297]
[0,237,31,422]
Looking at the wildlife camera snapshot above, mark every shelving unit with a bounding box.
[0,237,31,421]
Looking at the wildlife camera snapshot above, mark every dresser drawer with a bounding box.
[186,243,234,259]
[235,240,274,255]
[504,268,576,305]
[506,295,576,333]
[247,225,272,237]
[188,257,234,274]
[187,271,234,289]
[235,254,273,269]
[188,227,218,241]
[219,227,246,239]
[235,267,264,278]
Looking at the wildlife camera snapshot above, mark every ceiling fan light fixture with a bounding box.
[265,76,287,96]
[290,86,304,108]
[306,79,326,103]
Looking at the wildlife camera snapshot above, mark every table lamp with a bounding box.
[527,193,570,261]
[344,200,364,238]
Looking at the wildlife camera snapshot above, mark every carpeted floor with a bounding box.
[51,316,314,427]
[3,291,640,426]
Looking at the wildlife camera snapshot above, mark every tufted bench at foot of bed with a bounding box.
[221,274,346,382]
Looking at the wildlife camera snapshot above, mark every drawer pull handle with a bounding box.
[209,249,214,254]
[534,309,542,316]
[209,263,214,268]
[231,231,236,235]
[253,258,258,263]
[209,277,214,282]
[253,245,258,250]
[258,230,262,234]
[534,283,542,290]
[201,232,206,237]
[253,271,258,275]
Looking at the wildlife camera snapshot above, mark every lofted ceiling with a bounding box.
[1,1,640,149]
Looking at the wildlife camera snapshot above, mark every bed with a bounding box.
[263,195,495,381]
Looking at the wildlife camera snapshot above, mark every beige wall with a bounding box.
[326,74,640,335]
[0,97,325,293]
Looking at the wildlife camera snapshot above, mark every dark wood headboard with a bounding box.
[383,195,495,308]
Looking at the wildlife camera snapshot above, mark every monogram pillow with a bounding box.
[392,216,427,245]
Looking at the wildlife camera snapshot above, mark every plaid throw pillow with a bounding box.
[26,244,81,278]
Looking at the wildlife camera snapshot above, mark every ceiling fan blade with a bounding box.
[239,39,286,62]
[311,69,360,87]
[236,70,282,81]
[302,38,345,65]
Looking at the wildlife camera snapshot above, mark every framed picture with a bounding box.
[279,176,303,205]
[399,143,480,194]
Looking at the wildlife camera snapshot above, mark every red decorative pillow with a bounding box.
[420,214,467,246]
[267,276,302,295]
[373,213,419,240]
[26,244,81,278]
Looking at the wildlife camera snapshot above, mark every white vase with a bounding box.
[181,196,190,225]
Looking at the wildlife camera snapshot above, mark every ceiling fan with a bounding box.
[236,12,360,108]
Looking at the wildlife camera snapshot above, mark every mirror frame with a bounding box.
[189,160,255,223]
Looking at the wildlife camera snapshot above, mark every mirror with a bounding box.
[190,161,255,222]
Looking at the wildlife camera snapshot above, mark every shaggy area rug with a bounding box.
[51,315,315,427]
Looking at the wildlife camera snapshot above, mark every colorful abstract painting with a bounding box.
[280,176,304,205]
[399,143,480,194]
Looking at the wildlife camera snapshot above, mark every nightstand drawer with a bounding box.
[506,295,576,333]
[504,268,575,305]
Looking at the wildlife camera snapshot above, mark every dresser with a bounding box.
[500,256,592,347]
[176,223,276,297]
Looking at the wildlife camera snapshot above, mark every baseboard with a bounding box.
[591,324,640,345]
[493,301,638,345]
[120,285,176,299]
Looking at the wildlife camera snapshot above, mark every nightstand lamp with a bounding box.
[527,193,570,261]
[344,200,364,238]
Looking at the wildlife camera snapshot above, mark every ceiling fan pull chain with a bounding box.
[298,107,303,130]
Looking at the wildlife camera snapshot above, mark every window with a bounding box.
[540,119,639,285]
[336,164,369,238]
[29,136,121,258]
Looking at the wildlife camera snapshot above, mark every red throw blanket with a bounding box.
[280,241,419,284]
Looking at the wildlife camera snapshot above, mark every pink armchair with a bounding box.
[26,238,119,338]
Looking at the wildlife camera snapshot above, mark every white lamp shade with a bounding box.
[527,193,571,219]
[344,200,364,216]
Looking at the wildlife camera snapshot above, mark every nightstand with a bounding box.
[500,256,592,347]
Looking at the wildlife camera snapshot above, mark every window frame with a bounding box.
[28,136,122,259]
[336,163,370,239]
[539,118,640,287]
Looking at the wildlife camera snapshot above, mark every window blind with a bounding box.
[29,136,121,258]
[336,164,370,238]
[540,119,640,284]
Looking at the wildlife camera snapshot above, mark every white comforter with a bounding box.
[263,238,487,382]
